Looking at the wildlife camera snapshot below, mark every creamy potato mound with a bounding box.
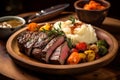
[53,19,98,45]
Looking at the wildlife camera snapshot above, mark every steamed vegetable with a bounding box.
[98,46,108,56]
[39,23,51,31]
[75,42,87,51]
[96,40,108,56]
[96,40,108,48]
[84,50,96,62]
[27,22,39,31]
[67,52,81,64]
[79,53,86,62]
[88,44,99,53]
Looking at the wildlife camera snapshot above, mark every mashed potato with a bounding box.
[53,19,98,45]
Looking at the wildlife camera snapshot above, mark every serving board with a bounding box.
[0,12,120,80]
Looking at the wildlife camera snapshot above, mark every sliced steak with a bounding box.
[33,34,55,49]
[31,48,46,62]
[31,35,55,61]
[45,36,65,63]
[59,42,70,65]
[38,37,58,62]
[17,31,33,53]
[17,31,33,44]
[33,32,48,48]
[33,36,65,62]
[24,32,41,56]
[50,42,70,65]
[49,45,62,64]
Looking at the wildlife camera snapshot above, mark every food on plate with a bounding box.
[67,52,81,64]
[50,42,70,64]
[39,23,52,31]
[27,22,39,31]
[83,0,105,10]
[17,17,109,65]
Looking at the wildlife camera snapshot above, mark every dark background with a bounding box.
[0,0,120,20]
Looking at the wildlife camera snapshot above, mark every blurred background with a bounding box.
[0,0,120,20]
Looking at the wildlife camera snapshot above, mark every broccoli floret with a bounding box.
[98,46,108,56]
[96,40,109,48]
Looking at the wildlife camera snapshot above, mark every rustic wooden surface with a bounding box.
[0,12,120,80]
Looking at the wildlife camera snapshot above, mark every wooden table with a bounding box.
[0,12,120,80]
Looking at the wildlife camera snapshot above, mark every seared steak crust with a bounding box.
[17,30,70,64]
[17,31,34,53]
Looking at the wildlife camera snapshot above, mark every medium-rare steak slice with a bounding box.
[49,42,70,65]
[45,36,65,63]
[33,36,65,62]
[31,35,55,62]
[49,45,62,64]
[35,37,58,62]
[59,42,70,64]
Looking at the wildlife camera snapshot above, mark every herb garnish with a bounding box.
[66,38,73,49]
[58,22,62,29]
[69,16,75,24]
[42,23,64,36]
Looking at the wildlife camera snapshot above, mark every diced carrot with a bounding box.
[27,22,39,31]
[67,52,81,64]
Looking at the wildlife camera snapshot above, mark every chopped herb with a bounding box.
[66,38,73,49]
[58,22,62,29]
[40,28,47,34]
[42,25,65,37]
[69,16,75,24]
